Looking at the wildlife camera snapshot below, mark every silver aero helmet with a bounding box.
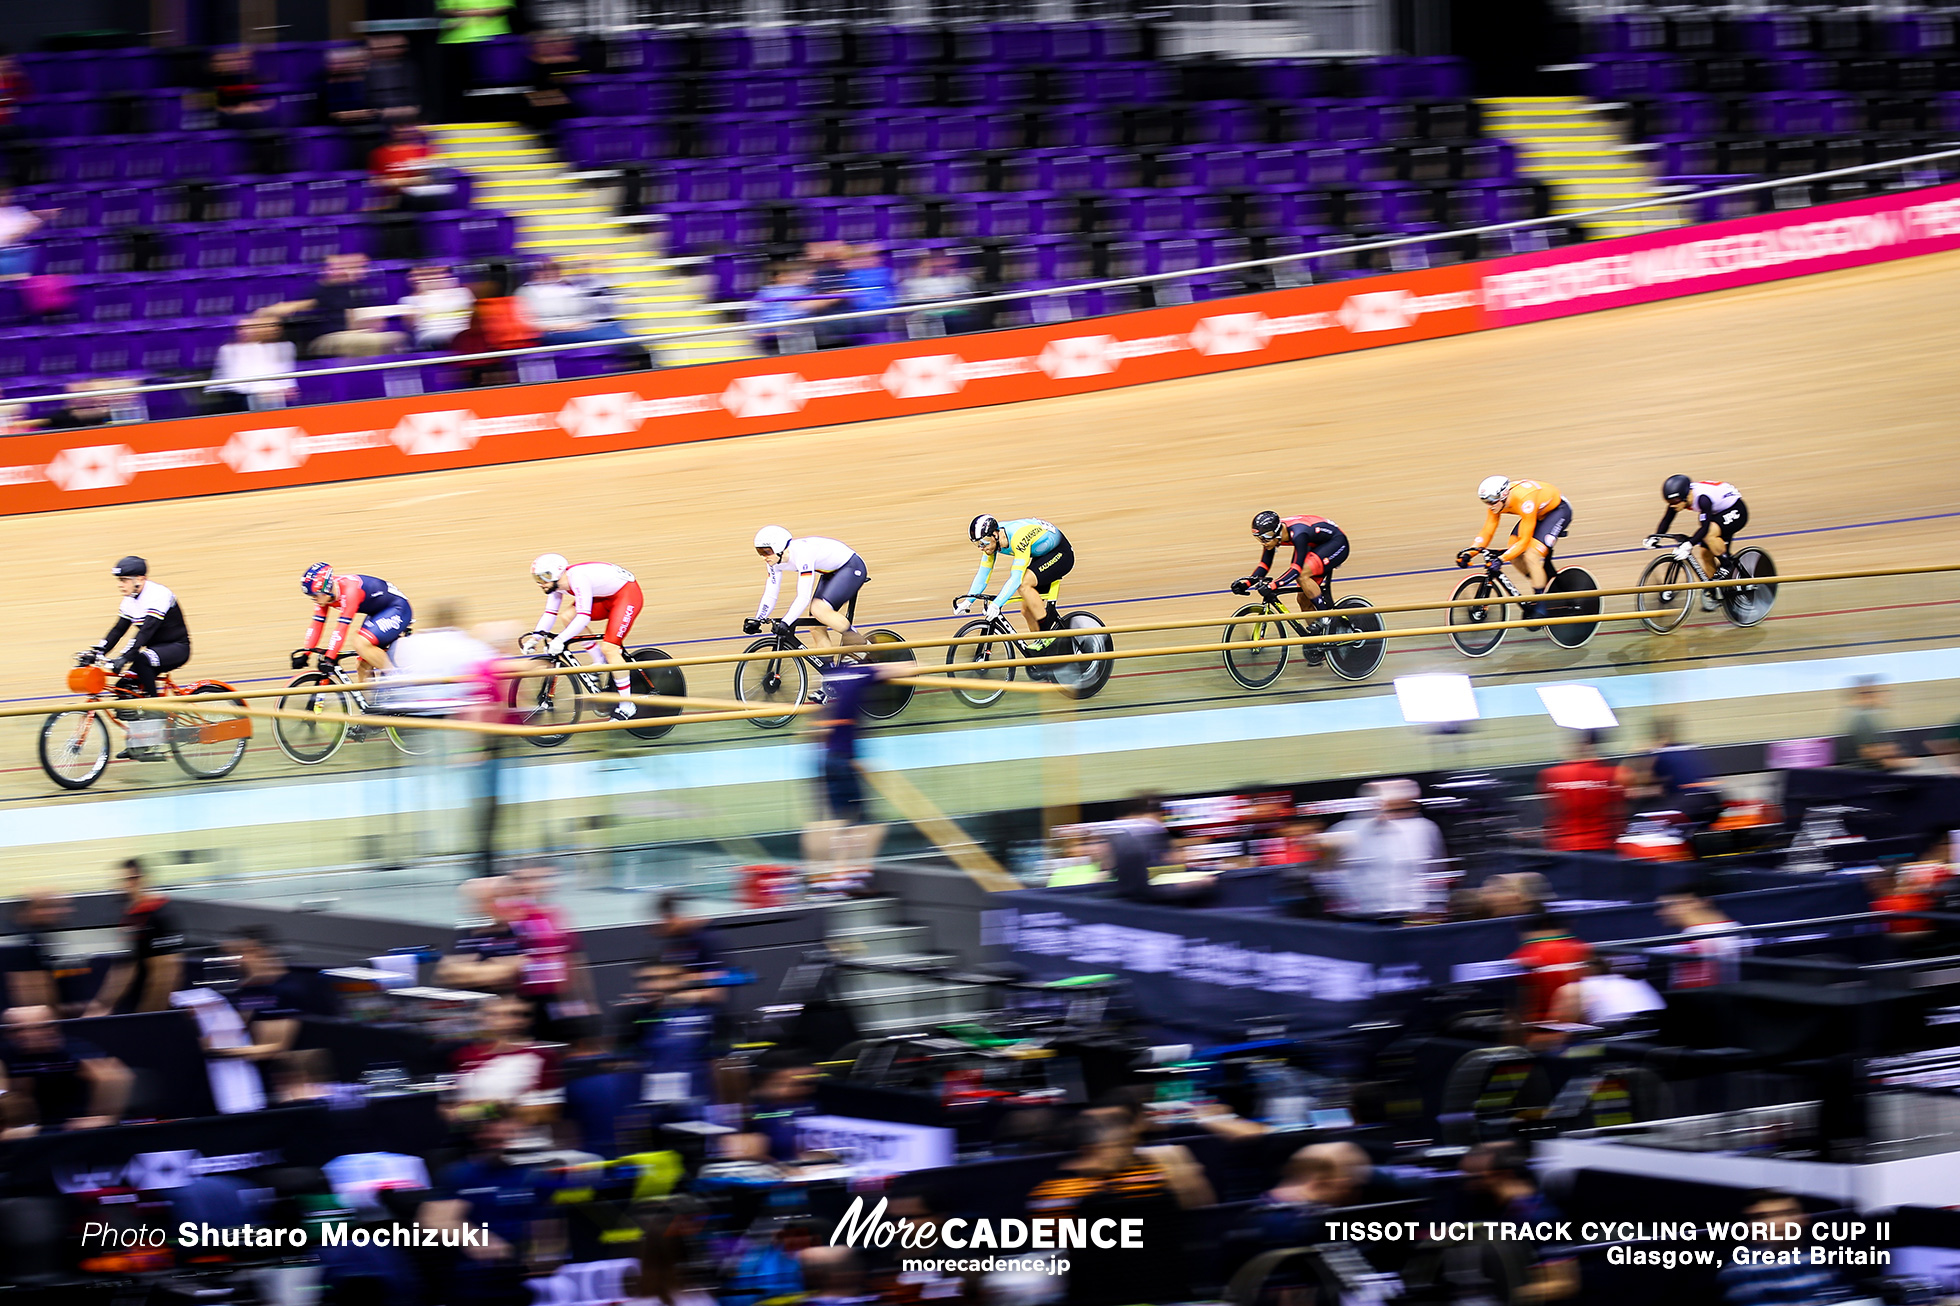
[531,553,568,587]
[754,525,792,555]
[1477,475,1511,505]
[969,514,999,544]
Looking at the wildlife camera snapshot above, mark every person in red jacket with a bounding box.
[1539,730,1626,852]
[1510,912,1593,1027]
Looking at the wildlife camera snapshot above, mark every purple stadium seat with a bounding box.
[287,130,352,173]
[140,278,193,321]
[1304,148,1360,186]
[1193,102,1262,147]
[0,332,39,378]
[84,327,142,376]
[472,36,531,86]
[576,78,653,118]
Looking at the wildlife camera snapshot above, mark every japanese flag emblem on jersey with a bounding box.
[881,354,964,400]
[1188,313,1271,356]
[558,392,640,440]
[43,444,135,491]
[1037,335,1118,380]
[390,410,477,457]
[221,427,306,474]
[721,373,805,420]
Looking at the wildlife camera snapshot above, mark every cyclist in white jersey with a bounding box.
[1649,475,1749,611]
[744,526,869,655]
[527,554,643,720]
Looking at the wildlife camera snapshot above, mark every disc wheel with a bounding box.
[946,618,1015,708]
[39,710,110,790]
[735,637,806,729]
[168,685,249,779]
[1222,604,1289,690]
[1326,595,1386,681]
[1724,548,1777,627]
[625,647,686,741]
[275,671,351,765]
[1051,612,1113,699]
[508,666,584,748]
[1545,567,1602,648]
[1448,575,1512,658]
[860,630,914,721]
[1635,554,1695,634]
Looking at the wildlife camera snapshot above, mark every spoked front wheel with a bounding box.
[1545,567,1602,649]
[860,630,915,721]
[1222,604,1290,690]
[39,710,110,789]
[735,637,807,729]
[168,686,250,779]
[275,672,351,765]
[1635,555,1695,634]
[946,618,1015,708]
[507,666,584,748]
[1723,548,1777,627]
[1326,596,1386,681]
[1050,612,1113,699]
[1448,575,1513,658]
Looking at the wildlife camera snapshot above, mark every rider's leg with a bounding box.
[1698,524,1729,575]
[1292,577,1323,613]
[1519,547,1551,594]
[806,599,852,651]
[350,630,390,682]
[1017,571,1048,634]
[599,640,628,693]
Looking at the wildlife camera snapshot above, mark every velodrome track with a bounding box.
[1,249,1957,882]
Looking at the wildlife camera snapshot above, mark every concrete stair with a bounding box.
[422,123,753,366]
[1479,96,1686,241]
[824,897,995,1037]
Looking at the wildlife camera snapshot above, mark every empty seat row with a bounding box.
[1588,11,1960,58]
[1620,89,1960,137]
[1650,134,1953,180]
[27,131,363,185]
[26,212,516,277]
[21,176,428,231]
[12,86,330,138]
[1585,51,1960,97]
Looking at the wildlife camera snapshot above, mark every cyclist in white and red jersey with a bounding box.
[743,526,869,654]
[527,554,642,720]
[1649,475,1749,610]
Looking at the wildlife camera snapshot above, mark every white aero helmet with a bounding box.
[531,553,569,586]
[1476,475,1512,505]
[754,525,792,555]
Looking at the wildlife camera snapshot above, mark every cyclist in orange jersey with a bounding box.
[1456,476,1573,616]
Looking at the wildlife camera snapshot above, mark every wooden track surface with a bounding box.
[6,250,1960,706]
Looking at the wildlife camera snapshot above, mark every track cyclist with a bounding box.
[90,556,192,700]
[1235,511,1349,613]
[1457,476,1572,617]
[745,526,871,656]
[1649,474,1749,611]
[296,563,412,685]
[528,554,643,721]
[956,514,1075,645]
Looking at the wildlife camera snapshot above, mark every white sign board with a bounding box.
[794,1115,955,1175]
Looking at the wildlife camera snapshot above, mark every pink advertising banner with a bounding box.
[1480,181,1960,327]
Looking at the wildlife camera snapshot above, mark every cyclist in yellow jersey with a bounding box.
[1456,475,1573,613]
[956,514,1075,643]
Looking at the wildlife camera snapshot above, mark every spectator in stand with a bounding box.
[1509,911,1593,1027]
[750,262,818,355]
[437,0,517,120]
[504,864,598,1042]
[1622,716,1717,822]
[1717,1191,1846,1306]
[451,268,538,386]
[420,1110,550,1304]
[0,183,56,280]
[802,653,919,896]
[1458,1143,1578,1302]
[1656,884,1748,988]
[898,250,977,336]
[321,45,376,131]
[369,121,435,204]
[404,263,476,349]
[521,30,589,146]
[0,1005,132,1134]
[204,47,280,172]
[220,926,339,1059]
[726,1048,822,1163]
[1840,676,1906,771]
[516,258,633,348]
[1314,778,1446,921]
[1538,729,1626,852]
[831,245,897,345]
[1237,1142,1365,1251]
[3,892,70,1013]
[44,378,123,430]
[363,34,424,124]
[86,858,185,1016]
[0,50,34,186]
[448,994,563,1120]
[207,316,298,412]
[647,892,723,973]
[437,875,525,993]
[1481,870,1550,920]
[260,253,407,359]
[1078,795,1216,905]
[1549,955,1664,1028]
[0,392,37,433]
[797,1247,866,1306]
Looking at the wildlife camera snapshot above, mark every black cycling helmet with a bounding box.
[1251,510,1282,538]
[1662,474,1692,502]
[111,556,147,578]
[969,514,999,543]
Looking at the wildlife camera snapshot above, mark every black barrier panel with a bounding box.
[1784,767,1960,851]
[54,1010,216,1121]
[1000,880,1870,1039]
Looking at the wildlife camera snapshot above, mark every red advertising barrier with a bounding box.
[3,181,1957,517]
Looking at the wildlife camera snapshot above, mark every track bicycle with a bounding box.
[39,653,252,790]
[1220,579,1386,690]
[1447,551,1602,658]
[733,599,914,729]
[1635,533,1778,633]
[274,650,447,764]
[942,595,1114,707]
[507,633,688,748]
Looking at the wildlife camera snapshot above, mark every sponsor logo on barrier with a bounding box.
[1188,312,1271,356]
[881,354,965,399]
[44,444,135,491]
[390,410,478,457]
[721,373,805,419]
[222,427,307,474]
[1338,290,1416,333]
[1038,335,1119,379]
[558,392,642,440]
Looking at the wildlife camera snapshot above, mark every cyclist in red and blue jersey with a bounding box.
[294,563,412,683]
[1233,511,1350,613]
